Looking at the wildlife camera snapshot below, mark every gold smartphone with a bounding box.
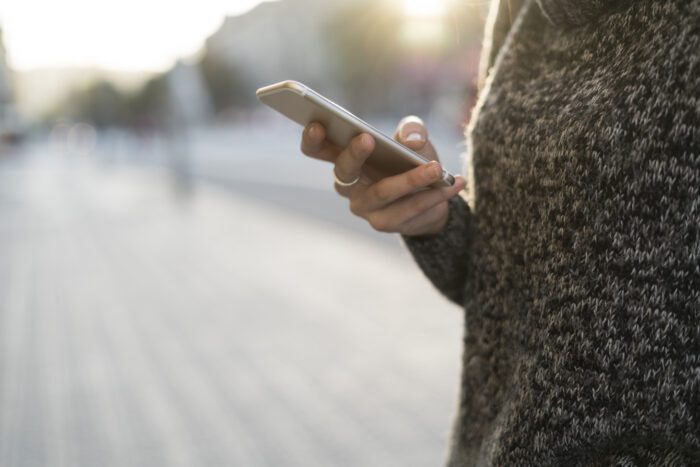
[256,80,455,187]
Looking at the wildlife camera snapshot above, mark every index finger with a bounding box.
[300,122,342,162]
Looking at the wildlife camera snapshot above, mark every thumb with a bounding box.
[394,115,439,161]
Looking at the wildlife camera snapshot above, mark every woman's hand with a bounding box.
[300,116,465,237]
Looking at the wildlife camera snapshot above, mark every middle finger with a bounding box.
[360,161,444,212]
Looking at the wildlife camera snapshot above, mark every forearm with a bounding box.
[402,194,473,305]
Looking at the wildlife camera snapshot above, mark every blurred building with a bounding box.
[203,0,346,102]
[199,0,484,123]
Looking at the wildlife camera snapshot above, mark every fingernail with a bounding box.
[426,161,441,179]
[405,132,424,142]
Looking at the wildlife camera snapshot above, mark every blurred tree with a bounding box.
[128,74,170,124]
[48,74,170,129]
[198,52,253,113]
[53,80,129,128]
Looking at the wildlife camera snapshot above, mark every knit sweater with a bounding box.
[403,0,700,465]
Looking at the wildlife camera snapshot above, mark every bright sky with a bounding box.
[0,0,447,72]
[0,0,267,71]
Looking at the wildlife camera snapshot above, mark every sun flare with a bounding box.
[399,0,448,47]
[402,0,447,18]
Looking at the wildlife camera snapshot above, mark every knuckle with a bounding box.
[368,215,390,233]
[348,199,362,216]
[372,183,392,203]
[410,192,435,214]
[408,196,427,215]
[368,215,394,233]
[408,168,426,188]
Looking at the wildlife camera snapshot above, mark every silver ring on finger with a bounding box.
[333,168,361,187]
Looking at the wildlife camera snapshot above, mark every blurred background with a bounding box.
[0,0,487,465]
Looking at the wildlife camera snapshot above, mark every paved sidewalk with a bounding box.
[0,145,462,467]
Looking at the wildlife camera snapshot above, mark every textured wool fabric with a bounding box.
[403,0,700,465]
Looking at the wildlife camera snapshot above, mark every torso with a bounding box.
[452,0,700,464]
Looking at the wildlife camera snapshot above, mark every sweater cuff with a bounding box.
[401,195,472,305]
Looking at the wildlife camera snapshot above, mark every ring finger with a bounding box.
[333,133,375,194]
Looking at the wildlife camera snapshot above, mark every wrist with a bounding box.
[404,204,451,238]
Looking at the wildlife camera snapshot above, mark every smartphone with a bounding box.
[256,80,455,187]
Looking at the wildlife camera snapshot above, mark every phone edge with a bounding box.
[256,81,456,187]
[302,89,456,187]
[256,80,308,98]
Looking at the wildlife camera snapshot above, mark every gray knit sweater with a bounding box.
[403,0,700,465]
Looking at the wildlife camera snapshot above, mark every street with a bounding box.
[0,136,463,467]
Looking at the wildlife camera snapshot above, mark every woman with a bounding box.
[299,0,699,464]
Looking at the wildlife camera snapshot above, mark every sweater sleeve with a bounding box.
[401,194,473,306]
